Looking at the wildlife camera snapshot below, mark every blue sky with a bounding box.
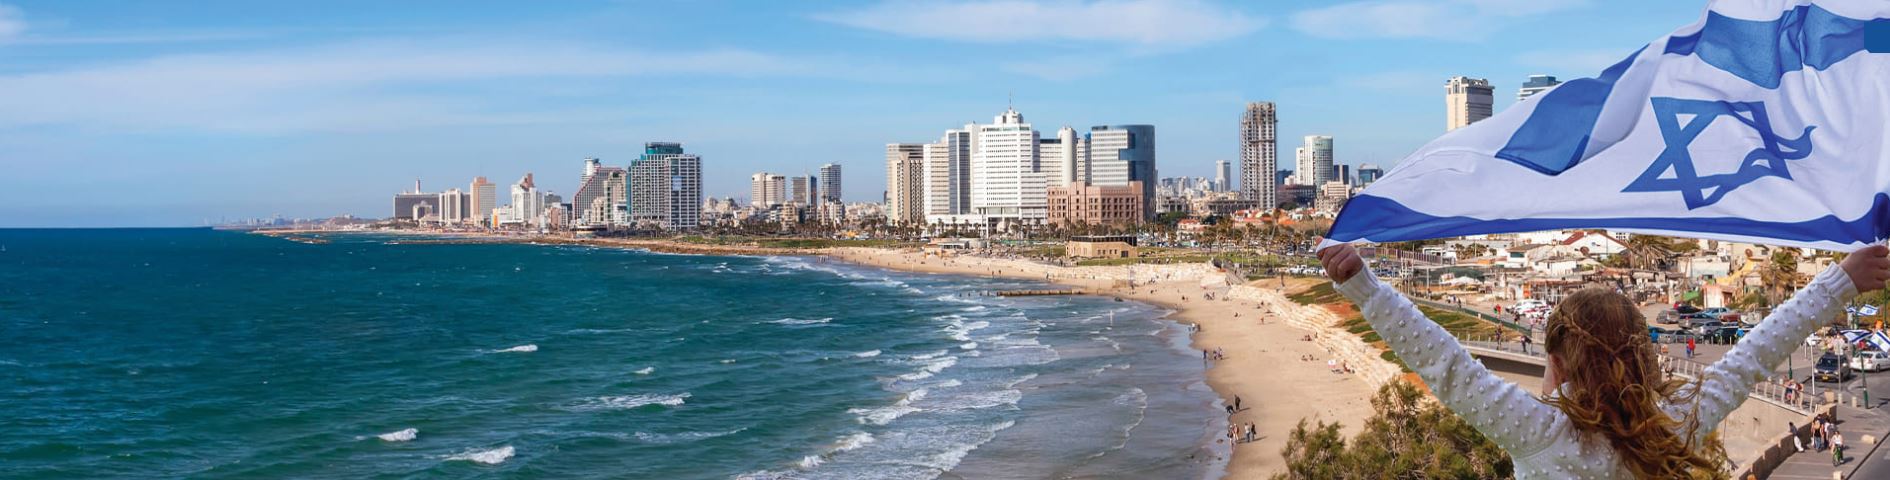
[0,0,1704,227]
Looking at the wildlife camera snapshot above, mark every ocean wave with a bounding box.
[934,379,963,388]
[633,427,746,444]
[634,367,655,375]
[492,344,538,353]
[376,428,417,442]
[766,317,832,326]
[563,393,689,411]
[796,431,877,471]
[897,356,956,382]
[852,349,881,358]
[564,328,636,335]
[959,342,978,350]
[930,389,1022,411]
[909,349,949,361]
[849,388,927,425]
[1092,336,1122,352]
[444,445,514,465]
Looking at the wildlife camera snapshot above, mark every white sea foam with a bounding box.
[852,349,881,358]
[564,393,689,411]
[897,356,956,381]
[766,317,832,326]
[444,445,514,465]
[959,342,978,350]
[633,367,655,375]
[849,388,927,425]
[797,454,824,469]
[493,344,538,353]
[909,349,949,361]
[934,379,963,388]
[376,428,417,442]
[633,427,746,444]
[719,359,736,364]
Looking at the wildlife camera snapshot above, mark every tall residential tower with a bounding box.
[1239,102,1277,209]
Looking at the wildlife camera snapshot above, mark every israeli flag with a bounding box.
[1325,0,1890,252]
[1861,304,1881,316]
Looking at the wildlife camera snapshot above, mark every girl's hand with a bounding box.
[1842,244,1890,294]
[1316,238,1364,284]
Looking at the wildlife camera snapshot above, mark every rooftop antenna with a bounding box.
[1008,91,1014,110]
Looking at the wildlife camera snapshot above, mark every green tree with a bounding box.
[1761,248,1802,305]
[1273,381,1513,480]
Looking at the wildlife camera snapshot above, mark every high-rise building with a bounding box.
[391,178,436,221]
[1337,164,1353,185]
[510,173,544,228]
[749,173,784,208]
[1446,76,1494,131]
[438,188,468,224]
[923,127,974,223]
[470,177,496,227]
[573,158,628,227]
[1357,163,1385,185]
[1518,74,1561,101]
[1294,136,1334,187]
[970,107,1045,223]
[1038,126,1083,187]
[1087,125,1156,220]
[819,163,842,203]
[1214,160,1233,192]
[1239,102,1278,210]
[886,143,926,224]
[791,176,813,205]
[629,142,702,230]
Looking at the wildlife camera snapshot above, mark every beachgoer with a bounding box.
[1316,241,1889,477]
[1234,395,1242,411]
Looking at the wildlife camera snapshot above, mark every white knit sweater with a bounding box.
[1334,265,1855,479]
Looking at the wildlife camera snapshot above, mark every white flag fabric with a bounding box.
[1324,0,1890,252]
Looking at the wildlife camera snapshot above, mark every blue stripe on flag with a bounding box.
[1325,193,1890,247]
[1664,4,1879,89]
[1870,20,1890,52]
[1491,49,1640,176]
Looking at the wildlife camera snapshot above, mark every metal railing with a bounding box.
[1452,336,1819,415]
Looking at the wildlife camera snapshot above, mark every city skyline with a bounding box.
[0,0,1702,227]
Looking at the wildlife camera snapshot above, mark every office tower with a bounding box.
[391,178,435,221]
[1239,102,1278,210]
[886,143,926,224]
[1039,126,1082,187]
[470,176,496,227]
[791,176,812,205]
[1518,74,1561,101]
[750,173,772,208]
[1337,164,1353,185]
[573,158,627,227]
[1446,76,1494,131]
[629,142,702,230]
[1087,125,1157,220]
[1214,160,1232,192]
[819,163,842,202]
[970,107,1045,223]
[438,188,468,224]
[1295,135,1334,186]
[923,127,973,222]
[1358,164,1385,185]
[510,173,543,228]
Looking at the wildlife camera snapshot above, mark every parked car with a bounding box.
[1851,351,1890,372]
[1684,320,1726,334]
[1673,303,1702,315]
[1698,307,1733,318]
[1649,325,1682,343]
[1703,326,1742,345]
[1815,353,1853,382]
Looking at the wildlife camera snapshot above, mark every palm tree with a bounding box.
[1760,248,1802,305]
[1623,234,1675,270]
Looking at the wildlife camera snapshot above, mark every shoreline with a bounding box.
[251,230,1389,478]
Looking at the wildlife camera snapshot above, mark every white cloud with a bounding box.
[0,4,27,41]
[0,39,898,134]
[1290,0,1587,41]
[815,0,1264,48]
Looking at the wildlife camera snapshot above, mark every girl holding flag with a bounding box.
[1318,241,1890,478]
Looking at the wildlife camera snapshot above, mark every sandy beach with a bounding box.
[825,247,1388,479]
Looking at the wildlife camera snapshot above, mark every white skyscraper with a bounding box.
[970,107,1044,223]
[629,142,701,230]
[923,127,974,223]
[437,188,467,224]
[1295,136,1334,186]
[1039,126,1082,187]
[573,158,627,226]
[749,173,788,208]
[1446,76,1494,131]
[510,173,544,228]
[1240,102,1277,209]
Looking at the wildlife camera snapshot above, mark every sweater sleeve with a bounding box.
[1334,271,1566,459]
[1681,265,1856,438]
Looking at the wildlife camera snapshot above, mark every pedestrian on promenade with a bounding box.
[1832,428,1846,466]
[1316,241,1890,478]
[1789,422,1804,453]
[1686,336,1695,358]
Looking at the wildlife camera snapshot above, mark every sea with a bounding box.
[0,228,1227,479]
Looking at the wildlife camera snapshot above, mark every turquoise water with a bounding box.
[0,229,1225,479]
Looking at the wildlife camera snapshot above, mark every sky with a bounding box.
[0,0,1707,227]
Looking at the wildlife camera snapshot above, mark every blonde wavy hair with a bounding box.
[1541,288,1729,479]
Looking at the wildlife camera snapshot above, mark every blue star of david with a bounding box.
[1621,97,1816,210]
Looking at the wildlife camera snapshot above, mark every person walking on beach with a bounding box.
[1234,395,1242,412]
[1317,241,1890,478]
